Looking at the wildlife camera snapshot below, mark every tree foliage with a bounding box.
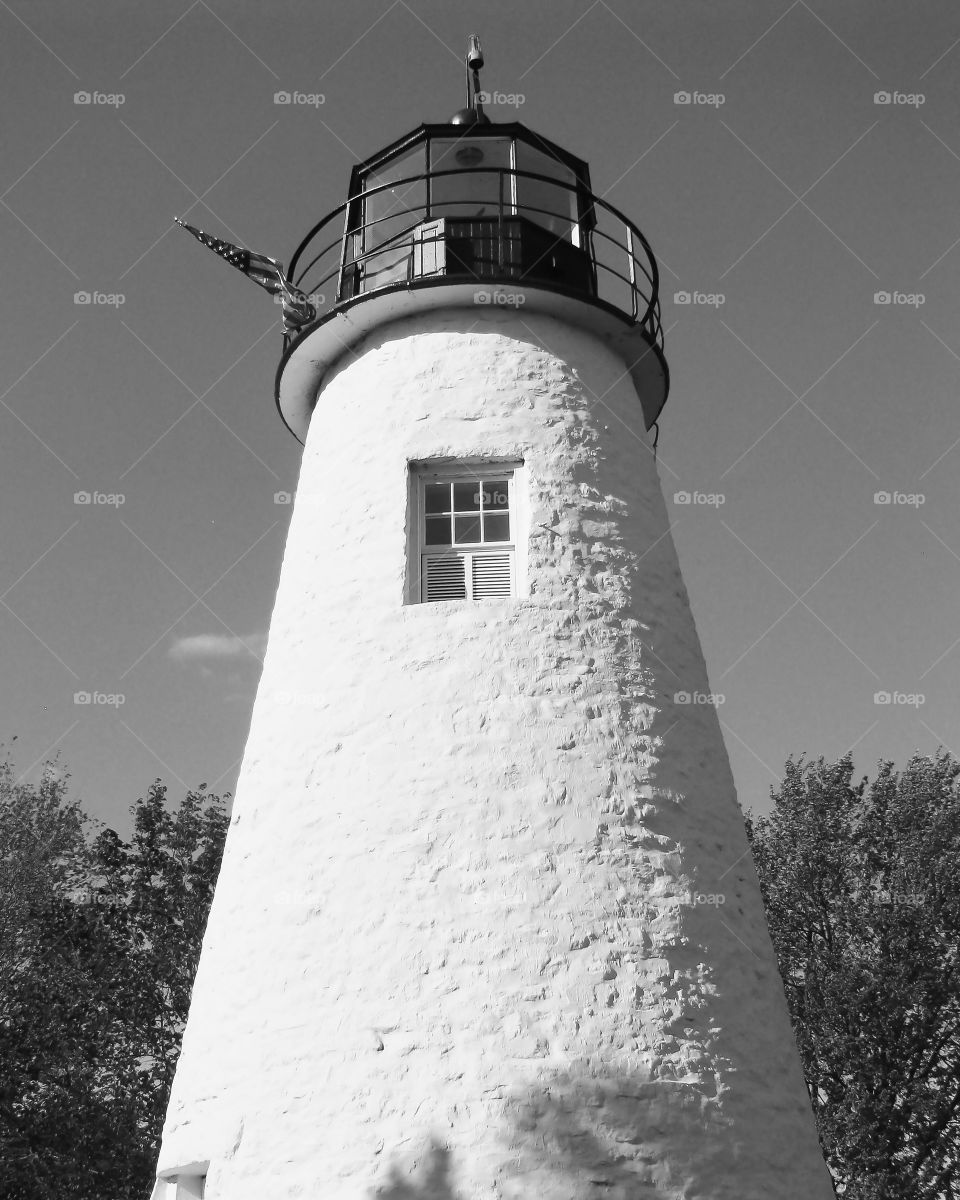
[0,758,229,1200]
[4,746,958,1197]
[748,751,960,1198]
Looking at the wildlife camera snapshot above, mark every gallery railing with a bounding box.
[283,167,663,351]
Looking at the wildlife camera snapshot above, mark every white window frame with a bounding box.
[151,1169,206,1199]
[409,460,525,604]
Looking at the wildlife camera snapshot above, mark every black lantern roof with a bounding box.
[348,121,592,202]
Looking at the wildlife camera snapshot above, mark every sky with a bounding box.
[1,0,958,837]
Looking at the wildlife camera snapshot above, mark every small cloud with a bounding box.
[169,631,268,665]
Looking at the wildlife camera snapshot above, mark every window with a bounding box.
[428,138,511,221]
[413,464,521,603]
[359,146,426,290]
[514,142,581,246]
[150,1171,206,1199]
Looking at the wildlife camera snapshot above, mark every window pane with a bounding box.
[514,142,579,244]
[429,138,511,220]
[483,513,510,542]
[361,148,427,291]
[363,147,426,252]
[425,516,451,545]
[481,480,509,510]
[454,515,481,544]
[453,481,481,512]
[425,483,450,515]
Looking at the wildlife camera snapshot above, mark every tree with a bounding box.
[0,758,89,999]
[747,751,960,1198]
[0,759,229,1200]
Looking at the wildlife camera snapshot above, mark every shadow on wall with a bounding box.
[368,1070,725,1200]
[373,1143,459,1200]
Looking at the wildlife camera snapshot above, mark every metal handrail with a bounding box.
[284,166,663,350]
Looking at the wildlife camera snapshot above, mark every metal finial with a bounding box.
[466,34,485,120]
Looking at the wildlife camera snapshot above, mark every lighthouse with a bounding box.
[152,41,834,1200]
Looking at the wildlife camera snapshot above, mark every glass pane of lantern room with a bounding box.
[429,138,511,220]
[363,146,426,252]
[514,143,580,246]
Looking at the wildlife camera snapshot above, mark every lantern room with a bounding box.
[338,122,596,299]
[276,53,669,443]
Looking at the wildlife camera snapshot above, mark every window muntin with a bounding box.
[423,478,511,548]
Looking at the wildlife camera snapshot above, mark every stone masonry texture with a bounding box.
[155,308,835,1198]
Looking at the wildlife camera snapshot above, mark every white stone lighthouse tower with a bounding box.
[152,44,834,1200]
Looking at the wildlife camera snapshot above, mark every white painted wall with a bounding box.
[155,308,834,1199]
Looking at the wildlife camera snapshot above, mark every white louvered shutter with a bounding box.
[423,554,467,602]
[471,551,512,598]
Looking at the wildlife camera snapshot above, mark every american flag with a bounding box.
[175,218,286,293]
[175,218,316,329]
